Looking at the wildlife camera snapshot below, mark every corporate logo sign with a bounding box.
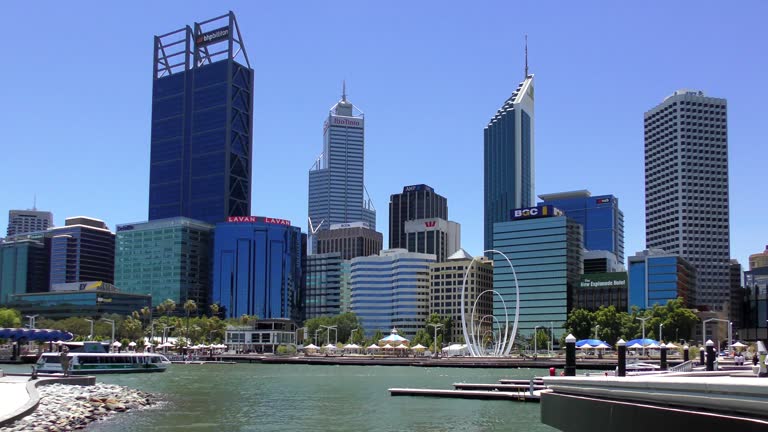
[116,225,134,232]
[510,205,563,220]
[424,221,437,228]
[330,116,363,129]
[595,198,611,204]
[195,26,229,47]
[226,216,292,226]
[579,273,628,290]
[402,184,434,193]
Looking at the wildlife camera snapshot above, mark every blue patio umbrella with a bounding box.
[626,338,659,347]
[576,339,608,347]
[0,328,12,339]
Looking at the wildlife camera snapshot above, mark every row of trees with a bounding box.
[562,298,700,345]
[303,313,365,346]
[411,314,454,351]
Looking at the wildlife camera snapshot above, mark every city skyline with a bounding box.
[1,2,766,269]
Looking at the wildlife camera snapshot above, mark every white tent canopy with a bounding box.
[578,343,593,350]
[628,342,644,349]
[343,344,361,350]
[731,342,748,348]
[395,344,408,349]
[112,341,122,347]
[367,344,380,350]
[594,343,611,349]
[128,341,137,347]
[664,342,678,349]
[411,344,427,350]
[302,344,319,350]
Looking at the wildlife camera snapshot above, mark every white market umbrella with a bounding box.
[367,344,380,350]
[628,342,644,349]
[383,344,393,349]
[112,341,122,347]
[324,344,337,350]
[411,344,426,350]
[395,344,408,349]
[128,341,137,347]
[594,343,611,349]
[664,342,678,349]
[646,342,660,349]
[578,343,593,350]
[731,342,748,348]
[303,344,319,350]
[343,344,361,350]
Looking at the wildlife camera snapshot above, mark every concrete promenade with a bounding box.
[0,372,96,427]
[0,375,31,423]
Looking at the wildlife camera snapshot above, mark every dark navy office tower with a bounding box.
[483,71,535,256]
[212,217,306,322]
[538,190,625,262]
[149,12,253,224]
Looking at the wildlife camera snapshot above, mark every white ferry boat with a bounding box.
[36,342,171,374]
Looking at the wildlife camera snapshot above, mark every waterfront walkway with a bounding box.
[0,375,33,424]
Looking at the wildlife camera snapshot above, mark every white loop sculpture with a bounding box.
[460,249,520,357]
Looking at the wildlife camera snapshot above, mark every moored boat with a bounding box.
[36,342,171,374]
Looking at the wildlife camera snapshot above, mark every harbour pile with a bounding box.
[1,383,159,431]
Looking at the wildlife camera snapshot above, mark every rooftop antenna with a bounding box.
[342,80,347,102]
[524,34,528,78]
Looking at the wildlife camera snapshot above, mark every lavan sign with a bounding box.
[510,205,563,220]
[226,216,292,226]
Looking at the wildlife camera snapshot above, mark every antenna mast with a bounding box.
[524,34,528,77]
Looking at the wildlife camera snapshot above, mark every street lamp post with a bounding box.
[25,315,38,330]
[101,318,115,347]
[594,324,600,341]
[320,325,337,346]
[314,329,320,346]
[427,323,444,358]
[84,319,94,340]
[351,328,359,344]
[534,326,541,354]
[550,322,554,354]
[636,317,650,356]
[659,323,664,342]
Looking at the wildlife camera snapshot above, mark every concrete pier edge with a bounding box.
[0,376,96,427]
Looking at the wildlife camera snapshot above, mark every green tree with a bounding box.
[563,308,595,340]
[183,299,198,340]
[0,308,22,328]
[372,329,384,344]
[120,317,144,341]
[593,305,623,344]
[534,329,549,351]
[209,303,220,318]
[411,329,432,349]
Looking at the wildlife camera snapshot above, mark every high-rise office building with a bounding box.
[308,85,376,243]
[0,238,49,305]
[429,249,493,343]
[48,217,115,287]
[115,217,213,308]
[538,190,624,262]
[351,249,435,338]
[315,222,382,260]
[493,205,582,340]
[749,246,768,270]
[212,216,305,321]
[403,218,460,263]
[148,12,253,225]
[627,249,696,310]
[575,273,628,312]
[484,72,535,256]
[729,259,744,329]
[304,252,342,319]
[7,210,53,237]
[389,184,448,250]
[644,89,730,310]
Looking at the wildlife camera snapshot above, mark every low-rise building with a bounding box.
[224,319,298,353]
[9,281,151,319]
[628,249,697,310]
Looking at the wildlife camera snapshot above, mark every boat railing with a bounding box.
[669,360,693,373]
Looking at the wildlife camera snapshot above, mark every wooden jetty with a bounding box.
[453,382,547,391]
[389,387,544,402]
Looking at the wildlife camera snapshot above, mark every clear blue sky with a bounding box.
[1,1,766,267]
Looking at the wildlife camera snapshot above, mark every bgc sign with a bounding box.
[510,205,563,220]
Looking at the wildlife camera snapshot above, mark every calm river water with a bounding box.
[4,363,557,432]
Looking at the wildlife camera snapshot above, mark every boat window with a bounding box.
[44,356,61,364]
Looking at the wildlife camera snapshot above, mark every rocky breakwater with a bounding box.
[1,383,159,431]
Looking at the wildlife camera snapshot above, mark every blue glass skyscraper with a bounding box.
[308,85,376,245]
[484,73,535,255]
[149,13,253,225]
[538,190,625,262]
[212,217,306,322]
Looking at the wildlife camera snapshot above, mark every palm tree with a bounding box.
[141,306,151,322]
[209,303,220,318]
[240,314,251,326]
[184,300,198,343]
[156,303,166,316]
[163,299,176,317]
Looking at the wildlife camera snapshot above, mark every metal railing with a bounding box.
[669,360,693,373]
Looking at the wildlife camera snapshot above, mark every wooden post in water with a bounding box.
[617,338,626,377]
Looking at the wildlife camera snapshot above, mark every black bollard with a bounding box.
[700,347,705,365]
[684,344,689,362]
[660,343,668,371]
[617,338,626,377]
[565,334,576,376]
[706,340,715,371]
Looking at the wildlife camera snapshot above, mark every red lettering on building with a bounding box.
[425,221,437,228]
[227,216,291,226]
